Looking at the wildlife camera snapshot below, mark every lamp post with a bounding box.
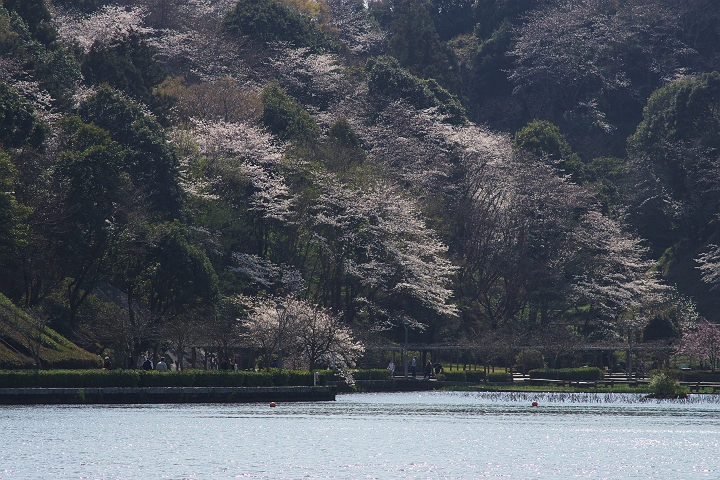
[402,318,410,380]
[276,303,286,369]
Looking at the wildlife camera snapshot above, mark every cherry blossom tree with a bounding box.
[678,318,720,371]
[453,135,668,334]
[292,297,364,369]
[301,174,458,319]
[55,4,153,53]
[239,294,363,370]
[697,244,720,290]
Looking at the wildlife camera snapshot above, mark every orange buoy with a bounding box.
[531,401,538,407]
[270,402,276,407]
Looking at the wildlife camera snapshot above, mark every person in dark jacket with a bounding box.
[424,360,433,379]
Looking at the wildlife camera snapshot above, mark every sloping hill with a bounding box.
[0,294,102,369]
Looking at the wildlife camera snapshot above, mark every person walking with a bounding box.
[424,360,433,379]
[388,361,395,377]
[411,357,417,378]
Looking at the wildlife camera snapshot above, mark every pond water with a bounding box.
[1,391,720,479]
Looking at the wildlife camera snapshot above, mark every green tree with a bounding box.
[629,71,720,164]
[370,0,459,91]
[79,86,182,218]
[261,81,320,143]
[429,0,475,41]
[514,120,584,182]
[33,46,82,109]
[315,118,367,175]
[0,150,29,261]
[366,56,466,123]
[51,117,130,325]
[82,30,164,104]
[328,117,360,149]
[223,0,331,51]
[626,73,720,247]
[2,0,56,45]
[471,20,514,103]
[143,221,219,317]
[472,0,539,40]
[0,82,46,149]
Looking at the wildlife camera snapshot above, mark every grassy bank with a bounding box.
[0,294,101,369]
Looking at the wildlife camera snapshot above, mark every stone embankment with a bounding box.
[0,386,336,404]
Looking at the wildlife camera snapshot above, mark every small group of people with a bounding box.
[387,358,443,379]
[136,353,168,371]
[219,358,238,371]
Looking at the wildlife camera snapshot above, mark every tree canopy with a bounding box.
[2,0,720,371]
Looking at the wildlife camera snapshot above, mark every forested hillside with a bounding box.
[1,0,719,369]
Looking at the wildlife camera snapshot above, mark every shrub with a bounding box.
[440,371,466,382]
[245,371,275,387]
[0,370,140,388]
[648,370,687,398]
[139,371,198,387]
[464,371,486,383]
[286,370,314,386]
[485,372,512,383]
[677,371,720,382]
[270,368,290,386]
[514,349,545,372]
[316,369,341,381]
[0,369,320,388]
[353,369,392,380]
[528,367,605,381]
[187,371,271,387]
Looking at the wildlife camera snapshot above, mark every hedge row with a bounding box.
[352,369,392,380]
[677,371,720,382]
[486,372,513,383]
[436,371,512,383]
[528,367,605,380]
[0,369,325,388]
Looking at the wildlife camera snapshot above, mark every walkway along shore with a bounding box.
[0,386,336,404]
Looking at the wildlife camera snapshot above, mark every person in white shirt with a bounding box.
[388,361,395,376]
[156,357,168,372]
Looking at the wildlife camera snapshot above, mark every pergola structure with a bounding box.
[367,343,674,378]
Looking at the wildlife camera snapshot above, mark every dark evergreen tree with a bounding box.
[2,0,56,45]
[0,83,46,149]
[261,81,321,143]
[82,30,164,104]
[79,86,182,218]
[223,0,331,51]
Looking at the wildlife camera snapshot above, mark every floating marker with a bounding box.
[531,401,538,407]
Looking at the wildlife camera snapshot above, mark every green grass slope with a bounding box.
[0,294,102,369]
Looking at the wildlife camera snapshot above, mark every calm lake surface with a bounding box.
[1,391,720,479]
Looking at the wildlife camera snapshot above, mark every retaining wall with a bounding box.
[0,386,336,404]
